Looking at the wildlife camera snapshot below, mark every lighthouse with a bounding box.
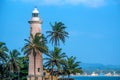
[28,7,43,80]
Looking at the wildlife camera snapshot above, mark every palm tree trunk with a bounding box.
[33,49,37,80]
[1,75,3,80]
[18,70,20,80]
[9,72,12,80]
[34,55,36,80]
[51,63,53,80]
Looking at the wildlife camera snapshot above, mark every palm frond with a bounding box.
[46,22,69,46]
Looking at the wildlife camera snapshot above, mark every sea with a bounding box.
[71,76,120,80]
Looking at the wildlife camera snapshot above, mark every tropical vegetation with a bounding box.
[22,33,48,80]
[44,47,67,80]
[0,21,82,80]
[62,56,83,78]
[5,49,21,80]
[0,42,8,62]
[46,22,69,46]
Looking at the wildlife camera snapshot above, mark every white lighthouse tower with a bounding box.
[28,7,43,80]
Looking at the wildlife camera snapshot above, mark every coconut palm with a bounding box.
[19,56,28,80]
[44,47,66,80]
[46,22,69,46]
[0,42,8,62]
[0,63,6,80]
[63,56,83,78]
[0,42,8,79]
[5,49,21,80]
[22,33,48,80]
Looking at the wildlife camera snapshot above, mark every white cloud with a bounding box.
[12,0,106,7]
[42,0,106,7]
[66,0,105,7]
[21,0,40,3]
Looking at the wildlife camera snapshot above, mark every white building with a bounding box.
[91,72,98,76]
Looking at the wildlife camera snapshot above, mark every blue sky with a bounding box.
[0,0,120,65]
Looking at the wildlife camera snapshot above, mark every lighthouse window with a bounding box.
[32,13,38,17]
[38,68,40,72]
[43,72,46,76]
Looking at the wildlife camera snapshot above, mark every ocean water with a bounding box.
[72,76,120,80]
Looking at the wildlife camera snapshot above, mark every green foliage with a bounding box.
[19,57,28,80]
[44,47,67,72]
[44,47,83,78]
[0,42,8,80]
[0,21,83,80]
[44,47,67,80]
[46,22,69,46]
[0,42,8,62]
[22,33,48,56]
[4,49,22,79]
[0,42,28,80]
[22,33,48,80]
[62,56,83,78]
[5,49,21,73]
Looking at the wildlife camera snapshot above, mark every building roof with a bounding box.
[32,7,39,13]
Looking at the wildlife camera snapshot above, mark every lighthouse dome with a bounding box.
[32,7,39,13]
[29,7,42,22]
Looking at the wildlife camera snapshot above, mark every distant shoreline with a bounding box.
[69,75,120,77]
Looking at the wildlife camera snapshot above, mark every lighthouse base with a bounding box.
[27,75,44,80]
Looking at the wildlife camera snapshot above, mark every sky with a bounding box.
[0,0,120,65]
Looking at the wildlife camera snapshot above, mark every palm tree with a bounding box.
[19,56,28,80]
[22,33,48,80]
[5,49,21,80]
[63,56,83,78]
[0,42,8,62]
[46,22,69,46]
[0,42,8,80]
[0,63,6,80]
[44,47,67,80]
